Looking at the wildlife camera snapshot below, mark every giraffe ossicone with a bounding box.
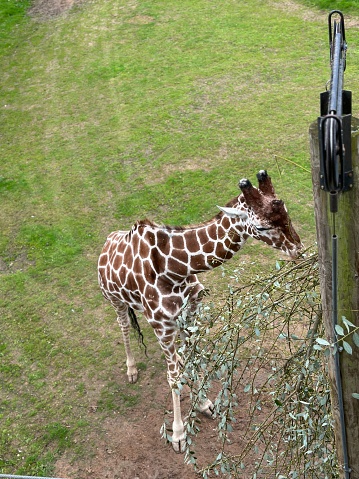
[98,170,302,453]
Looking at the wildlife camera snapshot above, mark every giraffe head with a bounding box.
[217,170,302,259]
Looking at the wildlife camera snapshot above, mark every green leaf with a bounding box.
[343,341,352,355]
[316,337,330,346]
[353,332,359,348]
[335,324,344,336]
[342,316,356,331]
[352,393,359,400]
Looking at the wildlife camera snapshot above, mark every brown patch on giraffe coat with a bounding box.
[171,248,188,263]
[143,260,156,285]
[224,237,234,250]
[190,254,205,271]
[208,256,223,267]
[156,279,174,295]
[207,224,218,241]
[202,241,214,254]
[196,228,209,245]
[145,230,156,245]
[113,254,122,271]
[105,263,112,280]
[221,216,231,230]
[186,234,200,253]
[119,266,127,285]
[98,267,106,286]
[273,233,286,249]
[98,253,108,267]
[157,230,171,256]
[133,257,143,277]
[130,232,140,251]
[216,225,227,240]
[140,241,150,259]
[107,282,117,293]
[162,296,182,311]
[214,242,233,259]
[144,284,159,303]
[134,272,146,291]
[151,248,166,275]
[167,257,188,276]
[123,246,134,267]
[164,328,176,337]
[171,235,185,249]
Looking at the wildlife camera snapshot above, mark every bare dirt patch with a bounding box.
[28,0,85,18]
[54,368,229,479]
[53,344,279,479]
[271,0,359,27]
[126,15,155,25]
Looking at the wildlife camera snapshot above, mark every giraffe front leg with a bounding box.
[116,306,138,383]
[157,333,186,453]
[171,387,186,453]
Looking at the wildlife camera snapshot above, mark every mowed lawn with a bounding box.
[1,0,359,475]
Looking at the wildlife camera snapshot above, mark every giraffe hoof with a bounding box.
[205,405,215,418]
[128,374,138,383]
[197,399,215,418]
[127,367,138,383]
[172,437,186,454]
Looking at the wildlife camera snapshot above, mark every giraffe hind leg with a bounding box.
[115,302,138,383]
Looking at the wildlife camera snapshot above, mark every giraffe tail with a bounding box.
[128,307,148,358]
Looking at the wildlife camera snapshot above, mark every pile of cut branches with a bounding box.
[163,248,337,478]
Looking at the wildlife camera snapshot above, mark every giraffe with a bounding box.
[98,170,302,453]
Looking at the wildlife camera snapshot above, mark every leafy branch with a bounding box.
[162,247,341,478]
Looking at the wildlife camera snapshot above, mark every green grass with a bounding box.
[1,0,359,474]
[300,0,359,14]
[0,0,31,50]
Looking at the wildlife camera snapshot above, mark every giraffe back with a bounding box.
[98,221,203,321]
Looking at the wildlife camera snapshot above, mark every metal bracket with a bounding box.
[318,10,353,199]
[318,113,353,193]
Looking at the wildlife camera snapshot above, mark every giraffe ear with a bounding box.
[217,205,248,220]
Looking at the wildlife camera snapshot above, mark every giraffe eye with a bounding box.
[255,226,272,232]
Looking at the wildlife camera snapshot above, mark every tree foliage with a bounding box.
[162,249,339,478]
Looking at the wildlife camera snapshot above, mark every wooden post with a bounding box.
[310,117,359,478]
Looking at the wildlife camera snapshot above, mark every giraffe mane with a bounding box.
[134,196,243,232]
[135,218,158,228]
[134,218,185,232]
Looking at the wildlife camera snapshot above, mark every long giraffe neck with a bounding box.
[161,212,249,276]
